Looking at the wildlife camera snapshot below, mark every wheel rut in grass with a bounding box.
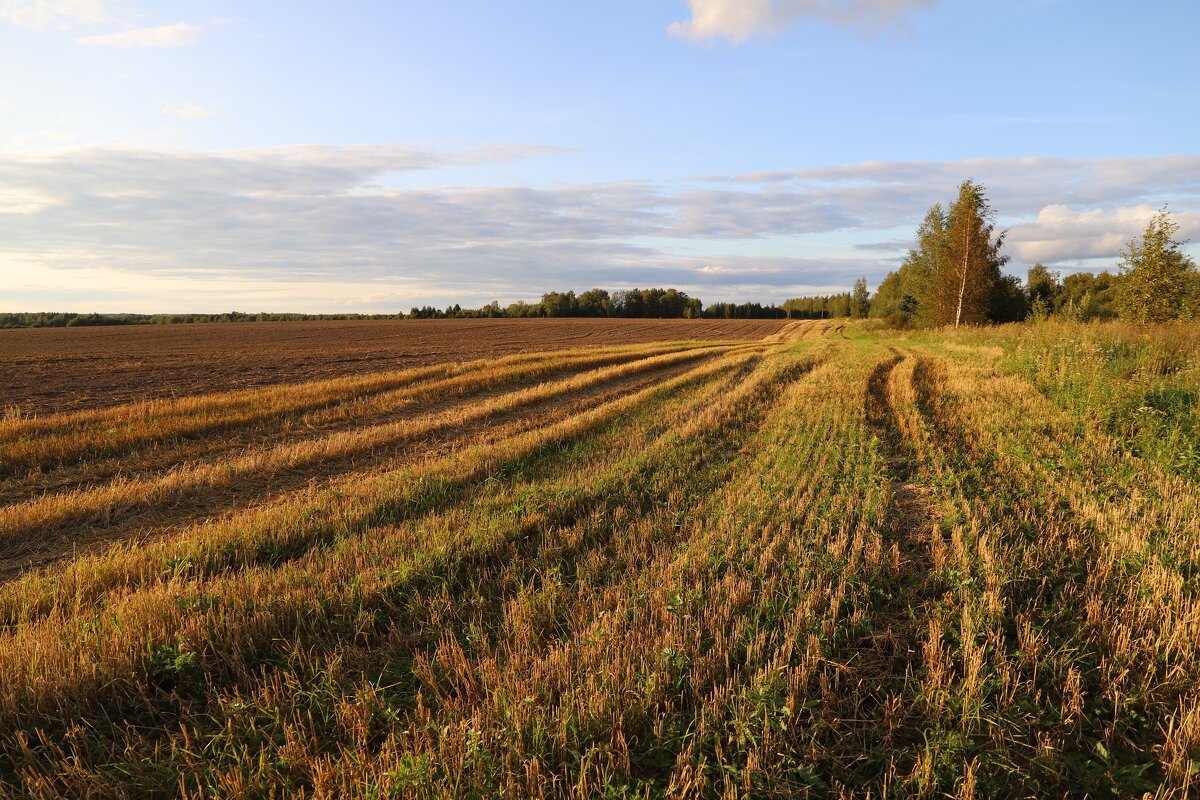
[865,348,931,523]
[0,348,744,583]
[899,349,1183,787]
[839,348,945,770]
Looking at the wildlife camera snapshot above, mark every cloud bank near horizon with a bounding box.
[2,144,1198,311]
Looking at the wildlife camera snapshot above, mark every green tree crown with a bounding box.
[1114,207,1199,323]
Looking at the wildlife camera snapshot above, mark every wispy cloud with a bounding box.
[7,130,81,150]
[669,0,940,44]
[949,113,1136,126]
[77,22,203,48]
[161,103,217,119]
[0,0,110,29]
[853,239,912,252]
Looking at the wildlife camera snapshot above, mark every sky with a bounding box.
[1,0,1198,313]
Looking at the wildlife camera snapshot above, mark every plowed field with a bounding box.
[0,318,787,415]
[1,319,1198,798]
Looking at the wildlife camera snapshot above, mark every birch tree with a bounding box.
[935,180,1008,327]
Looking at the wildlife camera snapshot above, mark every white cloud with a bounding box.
[1007,205,1200,264]
[77,21,202,48]
[696,264,782,275]
[7,130,81,150]
[162,103,216,119]
[669,0,939,43]
[669,0,777,43]
[0,188,54,214]
[0,0,110,28]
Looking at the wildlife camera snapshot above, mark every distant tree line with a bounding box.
[781,283,862,320]
[0,312,145,329]
[403,288,706,319]
[0,311,414,329]
[1,287,795,329]
[701,302,789,319]
[407,289,794,320]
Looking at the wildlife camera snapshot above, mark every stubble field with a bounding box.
[1,318,1198,798]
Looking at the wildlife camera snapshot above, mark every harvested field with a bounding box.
[0,318,786,415]
[2,319,1199,798]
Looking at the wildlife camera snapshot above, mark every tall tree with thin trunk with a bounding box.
[933,180,1008,327]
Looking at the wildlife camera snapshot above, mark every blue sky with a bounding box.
[2,0,1198,312]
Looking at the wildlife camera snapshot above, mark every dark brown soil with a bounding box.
[0,318,786,415]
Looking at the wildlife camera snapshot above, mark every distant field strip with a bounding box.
[1,319,1198,798]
